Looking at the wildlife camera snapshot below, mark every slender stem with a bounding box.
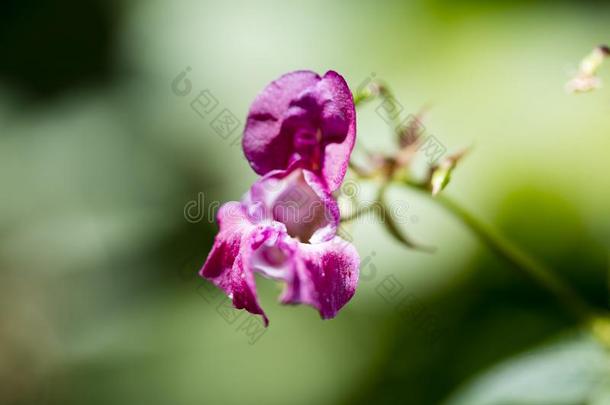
[353,81,403,140]
[424,191,610,348]
[352,84,610,346]
[430,192,595,322]
[377,181,435,253]
[430,193,610,349]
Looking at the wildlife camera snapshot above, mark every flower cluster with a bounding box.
[200,71,360,325]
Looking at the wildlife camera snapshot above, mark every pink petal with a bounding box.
[244,164,339,244]
[318,71,357,192]
[200,202,270,325]
[242,70,356,191]
[281,237,360,319]
[243,71,321,175]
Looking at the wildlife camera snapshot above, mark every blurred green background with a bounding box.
[1,0,609,404]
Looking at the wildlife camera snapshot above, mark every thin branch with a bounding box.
[376,182,436,253]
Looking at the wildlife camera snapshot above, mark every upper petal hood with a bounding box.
[243,70,356,191]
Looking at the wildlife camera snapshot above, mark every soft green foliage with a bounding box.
[445,334,610,405]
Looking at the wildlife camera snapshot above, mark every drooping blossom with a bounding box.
[200,70,359,325]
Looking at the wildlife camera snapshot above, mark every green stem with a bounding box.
[431,192,596,322]
[353,81,403,139]
[352,83,610,347]
[430,193,610,348]
[378,182,435,253]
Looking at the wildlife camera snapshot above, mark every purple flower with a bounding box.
[200,70,359,326]
[200,165,359,325]
[243,70,356,192]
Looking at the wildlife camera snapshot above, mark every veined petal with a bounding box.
[243,70,356,191]
[243,71,321,175]
[200,202,270,325]
[199,202,250,279]
[318,71,357,191]
[301,169,339,243]
[200,167,358,325]
[243,164,339,244]
[281,237,360,320]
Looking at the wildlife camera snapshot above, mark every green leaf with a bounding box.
[443,333,610,405]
